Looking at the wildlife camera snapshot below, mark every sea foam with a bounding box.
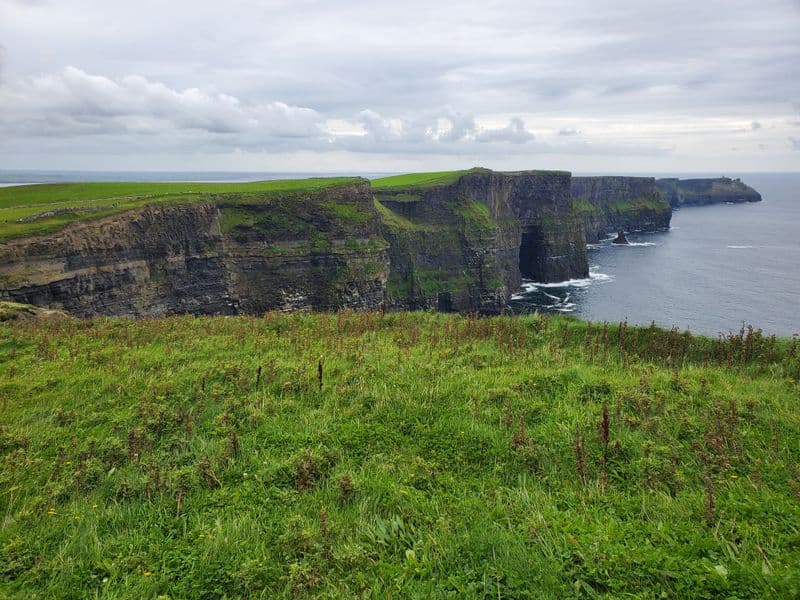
[513,269,613,295]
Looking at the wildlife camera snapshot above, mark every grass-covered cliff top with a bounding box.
[0,177,363,242]
[370,170,476,203]
[371,167,570,193]
[1,311,799,598]
[371,170,473,190]
[0,178,362,209]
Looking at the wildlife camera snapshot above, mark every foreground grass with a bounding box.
[1,313,799,598]
[0,178,360,241]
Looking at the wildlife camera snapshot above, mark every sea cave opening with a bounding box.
[518,228,542,280]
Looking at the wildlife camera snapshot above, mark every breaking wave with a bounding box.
[510,268,613,302]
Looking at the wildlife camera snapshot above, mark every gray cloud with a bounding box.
[790,137,800,150]
[0,66,548,157]
[0,0,798,171]
[437,112,478,143]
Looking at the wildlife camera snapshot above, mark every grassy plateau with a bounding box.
[371,170,472,190]
[0,178,361,242]
[1,311,799,598]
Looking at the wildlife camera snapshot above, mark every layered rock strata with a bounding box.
[571,176,672,243]
[0,182,390,316]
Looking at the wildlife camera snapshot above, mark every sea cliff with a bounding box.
[0,180,390,316]
[0,171,761,316]
[571,176,671,243]
[375,169,587,313]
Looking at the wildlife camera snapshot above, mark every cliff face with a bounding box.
[1,170,708,317]
[376,170,587,313]
[0,182,390,316]
[571,176,672,243]
[374,177,511,314]
[656,177,762,207]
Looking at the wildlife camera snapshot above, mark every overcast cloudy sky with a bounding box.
[1,0,799,173]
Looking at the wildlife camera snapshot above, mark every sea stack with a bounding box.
[612,229,629,245]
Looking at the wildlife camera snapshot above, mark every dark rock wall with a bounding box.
[571,176,672,243]
[377,170,587,313]
[376,183,511,314]
[0,202,231,316]
[503,171,588,284]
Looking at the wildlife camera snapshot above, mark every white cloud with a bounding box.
[0,67,323,140]
[325,109,538,153]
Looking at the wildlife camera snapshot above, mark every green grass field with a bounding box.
[1,311,799,598]
[371,170,472,190]
[0,178,361,242]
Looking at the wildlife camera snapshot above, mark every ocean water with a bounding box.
[510,173,800,337]
[2,170,798,337]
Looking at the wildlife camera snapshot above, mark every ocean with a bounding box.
[510,173,800,337]
[1,170,797,337]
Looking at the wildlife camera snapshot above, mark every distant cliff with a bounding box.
[571,176,672,243]
[656,177,762,207]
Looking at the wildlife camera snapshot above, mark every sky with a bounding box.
[0,0,799,174]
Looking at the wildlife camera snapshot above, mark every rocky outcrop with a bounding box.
[0,181,390,316]
[376,169,587,313]
[571,176,672,243]
[0,301,71,321]
[612,230,629,245]
[656,177,762,207]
